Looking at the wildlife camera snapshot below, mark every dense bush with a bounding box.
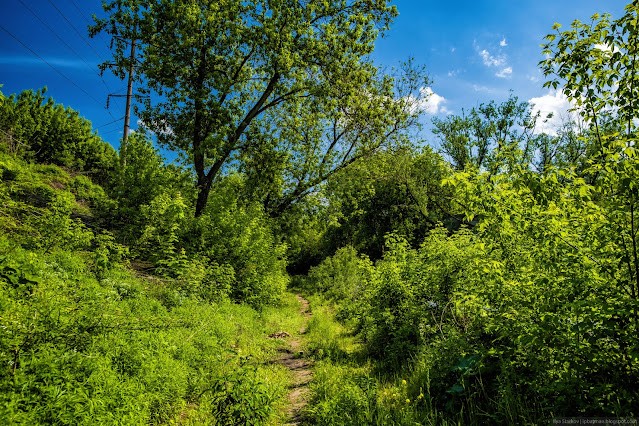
[306,362,379,425]
[186,175,289,309]
[103,131,193,246]
[0,242,287,425]
[0,88,117,184]
[305,191,639,420]
[0,154,98,252]
[0,151,295,423]
[360,229,484,369]
[304,246,373,322]
[323,147,456,260]
[4,1,639,422]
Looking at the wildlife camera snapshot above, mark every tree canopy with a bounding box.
[92,0,424,216]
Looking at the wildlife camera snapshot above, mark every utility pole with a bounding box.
[121,35,136,167]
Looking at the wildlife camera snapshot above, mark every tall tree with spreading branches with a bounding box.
[92,0,427,217]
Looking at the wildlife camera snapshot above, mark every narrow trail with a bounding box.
[276,294,313,425]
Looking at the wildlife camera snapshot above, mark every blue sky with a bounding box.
[0,0,630,151]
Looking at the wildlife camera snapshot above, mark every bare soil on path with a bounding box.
[273,294,312,425]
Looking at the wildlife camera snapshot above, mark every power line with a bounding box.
[67,0,111,50]
[64,0,127,117]
[96,116,125,129]
[111,86,128,95]
[47,0,105,63]
[48,0,126,117]
[15,0,113,96]
[100,127,123,136]
[17,0,96,74]
[0,23,105,109]
[14,0,121,117]
[65,0,132,119]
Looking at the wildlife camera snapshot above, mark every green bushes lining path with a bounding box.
[0,240,308,424]
[0,151,302,424]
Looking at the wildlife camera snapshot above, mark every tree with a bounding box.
[432,94,542,172]
[241,60,429,216]
[322,145,456,260]
[430,4,639,413]
[106,131,193,245]
[540,1,639,310]
[540,6,639,142]
[92,0,422,217]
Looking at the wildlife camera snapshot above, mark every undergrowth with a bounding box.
[0,241,305,424]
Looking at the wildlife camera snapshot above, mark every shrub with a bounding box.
[0,243,287,425]
[306,362,378,425]
[0,88,117,183]
[188,175,288,309]
[305,246,374,323]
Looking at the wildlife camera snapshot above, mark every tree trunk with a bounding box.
[195,175,213,218]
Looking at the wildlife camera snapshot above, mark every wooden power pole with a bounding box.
[121,35,136,167]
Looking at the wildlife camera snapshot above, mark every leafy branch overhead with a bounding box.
[92,0,426,217]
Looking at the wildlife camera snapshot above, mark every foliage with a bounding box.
[540,6,638,134]
[186,175,289,309]
[304,155,639,418]
[307,361,379,426]
[302,297,454,426]
[305,246,373,321]
[92,0,426,217]
[430,92,596,175]
[209,354,276,425]
[4,1,639,423]
[105,131,194,247]
[138,191,188,263]
[242,60,430,217]
[0,154,97,252]
[0,88,117,184]
[0,242,290,425]
[67,174,115,213]
[275,197,332,275]
[432,93,542,172]
[110,131,193,212]
[323,146,457,260]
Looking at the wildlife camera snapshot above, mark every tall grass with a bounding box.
[0,243,303,425]
[301,295,540,426]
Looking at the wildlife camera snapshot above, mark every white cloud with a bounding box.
[476,42,512,77]
[0,55,90,69]
[473,84,494,93]
[411,87,451,115]
[594,43,611,53]
[594,43,620,54]
[496,66,512,78]
[528,90,579,135]
[500,38,507,47]
[422,87,451,114]
[479,49,506,67]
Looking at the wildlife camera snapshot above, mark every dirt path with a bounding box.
[275,294,312,425]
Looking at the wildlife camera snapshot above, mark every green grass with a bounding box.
[0,241,309,425]
[0,152,311,425]
[300,295,472,426]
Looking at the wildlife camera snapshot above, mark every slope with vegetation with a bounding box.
[1,0,639,425]
[0,86,310,424]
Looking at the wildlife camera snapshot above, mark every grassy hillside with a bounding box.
[0,151,310,424]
